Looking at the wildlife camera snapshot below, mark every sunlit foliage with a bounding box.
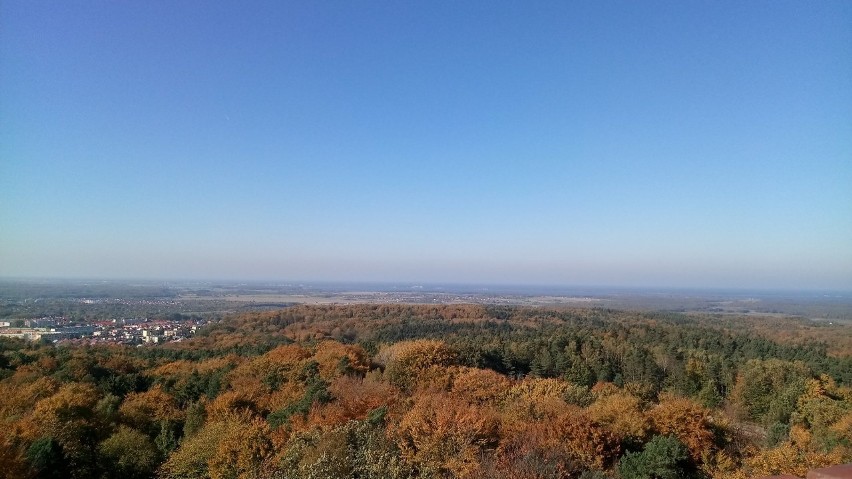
[0,304,849,478]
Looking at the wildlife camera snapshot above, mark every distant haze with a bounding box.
[1,2,850,290]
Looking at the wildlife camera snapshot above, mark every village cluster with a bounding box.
[0,315,210,344]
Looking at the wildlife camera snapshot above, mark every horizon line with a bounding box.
[2,275,850,295]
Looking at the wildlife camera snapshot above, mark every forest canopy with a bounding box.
[1,304,850,478]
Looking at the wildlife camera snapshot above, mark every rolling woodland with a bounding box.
[1,304,850,478]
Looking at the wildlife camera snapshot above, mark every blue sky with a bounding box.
[1,1,851,289]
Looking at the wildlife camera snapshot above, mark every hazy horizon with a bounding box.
[2,274,851,296]
[2,2,851,291]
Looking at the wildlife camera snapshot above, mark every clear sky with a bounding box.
[1,1,851,290]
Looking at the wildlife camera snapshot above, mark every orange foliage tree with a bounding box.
[648,393,717,461]
[377,339,458,391]
[392,392,499,478]
[587,390,649,445]
[119,385,183,435]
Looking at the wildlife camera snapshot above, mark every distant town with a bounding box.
[0,314,211,345]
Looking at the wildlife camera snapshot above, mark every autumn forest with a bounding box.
[1,304,851,479]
